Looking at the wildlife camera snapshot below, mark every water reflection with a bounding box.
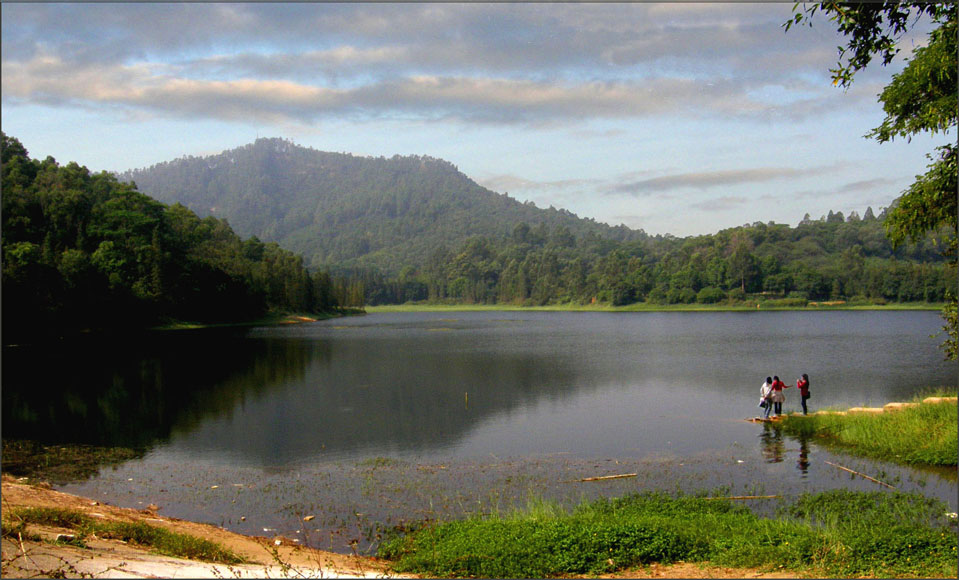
[759,422,786,464]
[758,423,812,477]
[2,330,322,449]
[160,337,588,466]
[3,325,592,467]
[797,437,811,475]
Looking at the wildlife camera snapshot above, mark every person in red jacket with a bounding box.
[769,376,788,416]
[797,373,810,415]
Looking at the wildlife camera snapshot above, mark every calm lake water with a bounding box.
[4,310,956,553]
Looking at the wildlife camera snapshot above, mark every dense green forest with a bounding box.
[348,212,952,306]
[121,138,641,275]
[1,133,356,343]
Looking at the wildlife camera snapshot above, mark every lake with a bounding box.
[3,310,956,553]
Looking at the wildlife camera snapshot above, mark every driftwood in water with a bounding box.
[824,461,897,489]
[570,473,638,482]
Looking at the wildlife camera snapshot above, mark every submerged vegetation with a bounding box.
[776,390,959,468]
[1,440,143,485]
[379,490,958,578]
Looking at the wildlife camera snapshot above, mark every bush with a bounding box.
[646,285,668,305]
[696,286,726,304]
[677,287,697,304]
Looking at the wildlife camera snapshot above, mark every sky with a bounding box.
[1,2,950,238]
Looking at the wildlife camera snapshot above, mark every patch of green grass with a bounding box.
[3,507,246,564]
[378,490,958,578]
[778,389,958,467]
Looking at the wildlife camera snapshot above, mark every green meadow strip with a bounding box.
[378,490,958,578]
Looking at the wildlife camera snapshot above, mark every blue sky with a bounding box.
[1,3,949,237]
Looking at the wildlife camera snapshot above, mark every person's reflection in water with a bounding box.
[758,422,785,463]
[796,434,811,476]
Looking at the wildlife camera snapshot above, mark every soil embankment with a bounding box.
[1,475,394,578]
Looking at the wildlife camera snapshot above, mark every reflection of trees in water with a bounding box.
[166,337,589,465]
[1,330,323,449]
[3,329,589,467]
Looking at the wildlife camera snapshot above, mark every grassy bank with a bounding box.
[367,301,943,313]
[379,490,958,578]
[1,506,246,565]
[776,389,958,467]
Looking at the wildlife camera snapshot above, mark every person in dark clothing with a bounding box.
[797,373,810,415]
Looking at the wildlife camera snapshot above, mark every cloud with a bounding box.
[477,174,597,194]
[3,50,811,126]
[839,177,900,193]
[609,167,808,196]
[689,196,752,212]
[6,2,907,129]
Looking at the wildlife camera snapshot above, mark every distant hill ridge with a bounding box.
[121,138,641,274]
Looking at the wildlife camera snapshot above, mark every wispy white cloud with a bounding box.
[689,195,752,212]
[608,167,809,196]
[839,177,900,193]
[4,50,820,126]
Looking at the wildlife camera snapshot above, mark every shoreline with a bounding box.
[2,475,900,580]
[0,475,393,578]
[367,301,944,313]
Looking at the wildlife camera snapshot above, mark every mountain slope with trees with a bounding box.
[121,138,642,276]
[120,137,951,311]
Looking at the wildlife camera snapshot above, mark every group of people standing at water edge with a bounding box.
[759,374,810,419]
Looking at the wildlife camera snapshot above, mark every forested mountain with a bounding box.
[1,133,353,342]
[121,138,641,275]
[121,137,951,308]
